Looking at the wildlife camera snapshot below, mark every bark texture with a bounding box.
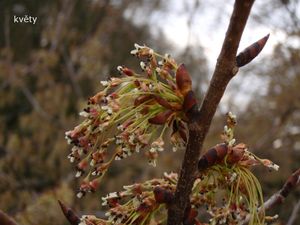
[167,1,256,224]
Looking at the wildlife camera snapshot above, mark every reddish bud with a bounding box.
[148,110,173,125]
[184,207,198,225]
[154,186,174,204]
[134,95,153,106]
[176,64,192,97]
[227,144,246,164]
[58,200,80,225]
[77,159,88,170]
[236,34,270,67]
[183,90,197,113]
[88,91,105,105]
[154,95,173,110]
[122,67,134,76]
[89,178,100,192]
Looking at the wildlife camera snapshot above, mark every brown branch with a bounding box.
[0,210,18,225]
[242,168,300,224]
[167,1,255,224]
[264,168,300,210]
[287,199,300,225]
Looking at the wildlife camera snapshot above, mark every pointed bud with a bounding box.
[176,64,192,97]
[236,34,270,67]
[58,200,80,225]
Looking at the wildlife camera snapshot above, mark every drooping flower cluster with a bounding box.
[75,113,279,225]
[65,44,197,197]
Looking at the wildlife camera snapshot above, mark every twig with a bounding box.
[167,1,255,224]
[264,168,300,210]
[287,199,300,225]
[0,210,18,225]
[242,168,300,224]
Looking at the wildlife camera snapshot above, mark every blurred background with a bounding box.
[0,0,299,224]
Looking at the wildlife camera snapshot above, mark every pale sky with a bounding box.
[124,0,298,110]
[147,0,291,111]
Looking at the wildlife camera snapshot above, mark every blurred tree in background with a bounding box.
[0,0,299,224]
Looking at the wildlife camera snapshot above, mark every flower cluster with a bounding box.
[73,113,280,225]
[79,155,277,225]
[65,44,197,197]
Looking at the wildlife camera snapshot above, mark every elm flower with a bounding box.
[65,44,198,197]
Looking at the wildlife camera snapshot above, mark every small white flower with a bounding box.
[270,163,280,171]
[129,134,135,144]
[90,159,96,167]
[116,138,123,145]
[228,138,236,146]
[101,105,109,110]
[75,171,82,178]
[78,148,84,156]
[117,124,124,131]
[109,192,118,198]
[79,111,89,117]
[149,147,156,153]
[65,131,72,136]
[117,66,123,72]
[230,172,237,182]
[130,49,139,55]
[107,107,113,115]
[69,156,75,163]
[115,156,121,161]
[105,211,111,217]
[134,43,143,49]
[140,61,146,70]
[100,80,109,87]
[228,111,236,119]
[102,198,108,206]
[149,160,156,167]
[172,146,177,152]
[77,192,83,198]
[135,144,141,153]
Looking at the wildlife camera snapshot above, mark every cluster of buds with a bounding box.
[100,172,177,224]
[97,172,205,225]
[73,129,279,225]
[65,44,197,197]
[196,112,280,225]
[221,111,237,147]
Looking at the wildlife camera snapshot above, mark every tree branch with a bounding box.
[167,1,255,224]
[0,210,18,225]
[263,168,300,211]
[287,199,300,225]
